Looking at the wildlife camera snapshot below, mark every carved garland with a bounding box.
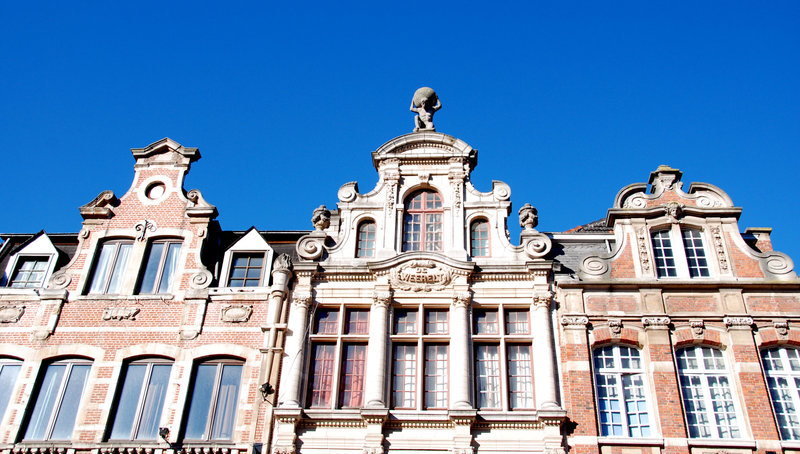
[390,260,453,292]
[710,227,729,272]
[637,227,651,272]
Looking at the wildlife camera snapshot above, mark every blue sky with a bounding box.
[1,2,799,261]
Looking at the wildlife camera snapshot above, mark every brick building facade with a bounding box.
[1,110,798,454]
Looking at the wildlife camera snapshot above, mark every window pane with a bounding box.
[0,362,21,421]
[229,253,263,287]
[682,229,710,278]
[210,364,241,440]
[474,310,498,335]
[394,310,417,334]
[50,364,90,440]
[508,345,533,409]
[106,243,132,294]
[88,244,116,294]
[476,345,501,408]
[764,348,800,440]
[136,364,172,440]
[309,345,336,407]
[157,243,182,293]
[470,220,490,257]
[424,345,447,408]
[110,364,148,440]
[24,364,67,440]
[402,190,443,252]
[315,310,339,334]
[339,344,367,408]
[184,364,217,439]
[357,222,376,258]
[346,310,369,334]
[425,310,448,334]
[138,243,165,294]
[678,346,739,439]
[505,310,529,335]
[392,345,417,408]
[652,230,677,277]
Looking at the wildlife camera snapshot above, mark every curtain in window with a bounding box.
[476,345,501,408]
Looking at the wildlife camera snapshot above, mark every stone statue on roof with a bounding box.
[410,87,442,132]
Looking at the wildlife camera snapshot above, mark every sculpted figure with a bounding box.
[410,87,442,132]
[311,205,331,231]
[519,203,539,230]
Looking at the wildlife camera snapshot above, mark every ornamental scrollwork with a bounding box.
[641,316,670,327]
[134,219,157,241]
[637,227,651,272]
[710,227,729,272]
[391,260,452,292]
[220,304,253,323]
[102,307,140,321]
[560,315,589,327]
[690,319,705,336]
[724,316,754,328]
[774,320,790,337]
[532,292,553,308]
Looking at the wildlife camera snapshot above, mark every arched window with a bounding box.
[676,346,741,439]
[184,358,243,441]
[593,345,651,437]
[0,358,22,422]
[356,221,376,258]
[470,219,490,257]
[762,347,800,440]
[402,190,443,252]
[23,358,93,440]
[108,358,173,440]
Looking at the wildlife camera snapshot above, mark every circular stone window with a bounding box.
[145,182,166,200]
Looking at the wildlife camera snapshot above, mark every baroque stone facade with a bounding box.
[0,93,799,454]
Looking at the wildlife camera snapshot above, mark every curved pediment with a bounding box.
[367,252,474,292]
[371,132,477,169]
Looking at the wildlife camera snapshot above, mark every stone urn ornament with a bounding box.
[311,205,331,231]
[410,87,442,132]
[519,203,538,230]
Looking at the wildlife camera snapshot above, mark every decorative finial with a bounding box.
[519,203,538,231]
[410,87,442,132]
[311,205,331,231]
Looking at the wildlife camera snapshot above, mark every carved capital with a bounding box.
[373,291,392,308]
[641,316,670,328]
[560,315,589,328]
[724,316,754,329]
[292,292,312,309]
[273,254,293,273]
[451,291,472,308]
[272,447,296,454]
[532,291,553,309]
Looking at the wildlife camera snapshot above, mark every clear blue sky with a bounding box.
[2,2,799,261]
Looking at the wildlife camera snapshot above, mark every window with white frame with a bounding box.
[219,228,274,288]
[651,227,710,278]
[762,347,800,440]
[138,240,182,294]
[23,358,92,441]
[356,220,377,258]
[88,240,133,294]
[227,252,265,287]
[108,358,172,440]
[7,257,49,288]
[183,358,242,441]
[0,358,22,421]
[593,345,651,437]
[391,305,449,409]
[473,307,534,410]
[470,219,490,257]
[676,346,741,439]
[306,307,369,408]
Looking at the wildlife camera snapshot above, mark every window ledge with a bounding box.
[210,287,271,294]
[75,294,174,301]
[0,288,41,296]
[782,441,800,449]
[477,411,540,422]
[598,437,664,446]
[686,438,756,448]
[389,410,450,421]
[303,409,363,420]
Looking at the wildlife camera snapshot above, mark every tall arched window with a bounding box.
[402,190,443,252]
[356,221,376,258]
[470,219,490,257]
[762,347,800,440]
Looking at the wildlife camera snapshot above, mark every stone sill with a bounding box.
[598,437,664,446]
[73,294,174,301]
[782,441,800,450]
[686,438,756,448]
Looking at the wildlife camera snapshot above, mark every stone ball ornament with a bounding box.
[412,87,439,108]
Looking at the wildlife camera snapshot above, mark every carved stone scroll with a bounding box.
[560,315,589,328]
[724,316,754,329]
[641,316,670,328]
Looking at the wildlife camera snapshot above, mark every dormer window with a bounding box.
[652,227,710,278]
[88,240,133,294]
[402,190,443,252]
[138,240,182,294]
[228,253,265,287]
[219,228,274,288]
[8,257,49,288]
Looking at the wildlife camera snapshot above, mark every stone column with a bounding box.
[278,292,312,407]
[533,291,559,409]
[449,291,473,409]
[364,290,391,407]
